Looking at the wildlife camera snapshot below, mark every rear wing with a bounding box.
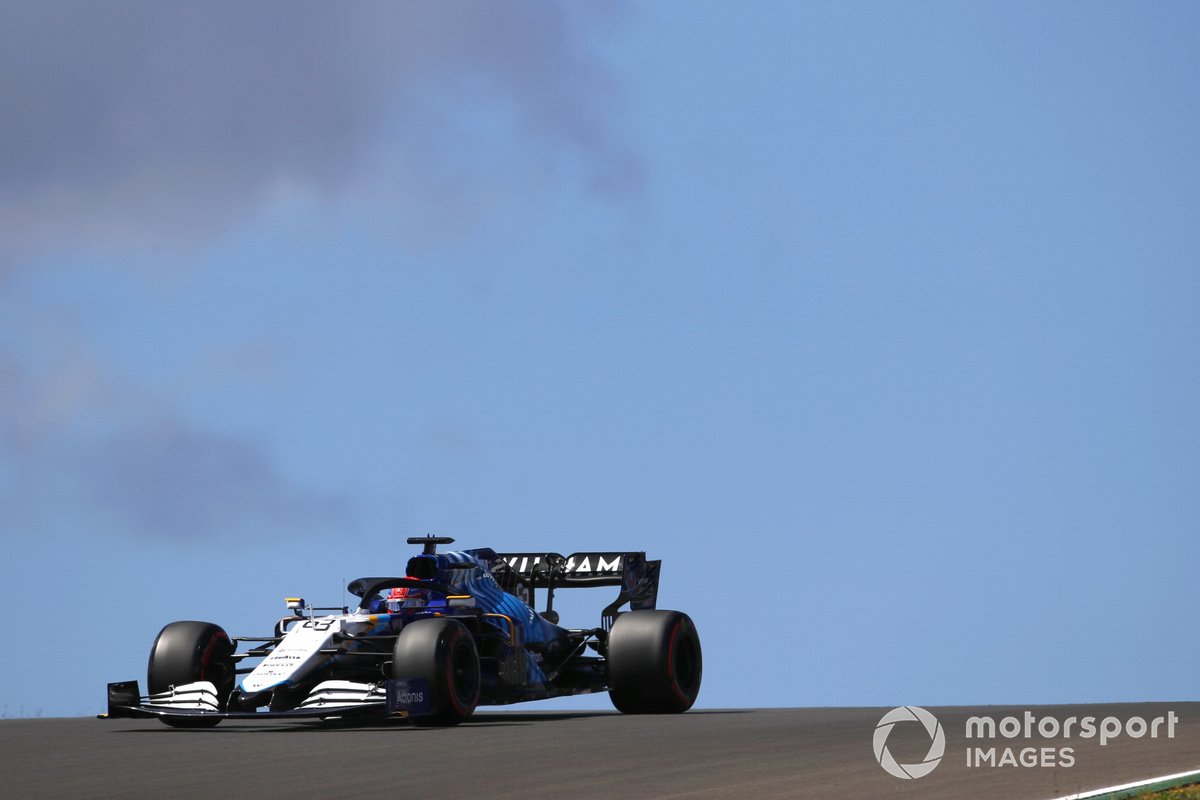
[493,551,661,629]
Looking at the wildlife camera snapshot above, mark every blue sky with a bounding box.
[1,1,1197,717]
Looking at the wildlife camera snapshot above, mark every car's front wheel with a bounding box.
[391,618,480,726]
[147,620,235,728]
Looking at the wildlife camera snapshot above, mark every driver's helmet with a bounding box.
[385,586,409,613]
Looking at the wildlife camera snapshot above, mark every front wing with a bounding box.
[103,678,432,721]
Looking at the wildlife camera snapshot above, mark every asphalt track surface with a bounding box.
[2,703,1197,799]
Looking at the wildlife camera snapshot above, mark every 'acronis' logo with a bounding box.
[394,691,424,704]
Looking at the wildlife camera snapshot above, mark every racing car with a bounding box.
[105,536,702,726]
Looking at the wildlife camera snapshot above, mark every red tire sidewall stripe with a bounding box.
[198,631,222,681]
[667,619,690,705]
[444,628,468,716]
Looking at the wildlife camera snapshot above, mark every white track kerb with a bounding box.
[1046,767,1200,800]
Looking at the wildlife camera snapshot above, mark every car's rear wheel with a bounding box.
[391,618,480,726]
[607,610,702,714]
[147,620,235,728]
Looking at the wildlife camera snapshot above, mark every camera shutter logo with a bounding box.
[873,706,945,779]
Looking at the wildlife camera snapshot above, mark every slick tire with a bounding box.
[607,610,702,714]
[147,620,235,728]
[392,618,480,726]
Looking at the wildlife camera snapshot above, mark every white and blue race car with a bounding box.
[105,536,702,726]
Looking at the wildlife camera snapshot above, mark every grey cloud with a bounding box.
[0,1,637,267]
[0,2,631,540]
[0,341,114,454]
[79,420,348,540]
[0,323,346,542]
